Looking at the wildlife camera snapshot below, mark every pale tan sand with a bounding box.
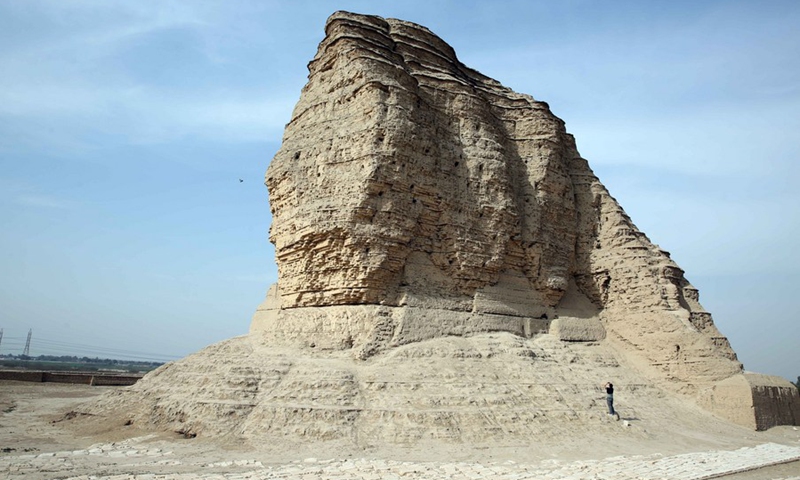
[1,380,798,479]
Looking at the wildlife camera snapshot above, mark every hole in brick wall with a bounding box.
[294,151,301,160]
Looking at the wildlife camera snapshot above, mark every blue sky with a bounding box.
[0,1,798,379]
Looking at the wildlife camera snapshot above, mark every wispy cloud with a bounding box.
[0,0,298,151]
[613,185,800,278]
[125,94,297,144]
[15,195,72,209]
[0,179,75,210]
[570,96,800,178]
[14,194,73,210]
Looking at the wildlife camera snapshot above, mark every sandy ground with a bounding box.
[1,380,799,479]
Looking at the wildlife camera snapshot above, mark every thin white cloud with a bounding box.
[137,95,297,144]
[0,1,296,150]
[0,1,207,62]
[0,84,106,117]
[14,194,73,209]
[0,82,296,149]
[0,178,76,210]
[599,171,800,279]
[570,97,800,178]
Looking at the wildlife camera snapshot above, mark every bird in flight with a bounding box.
[239,179,244,183]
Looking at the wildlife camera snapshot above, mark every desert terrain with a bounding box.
[2,371,799,479]
[3,10,798,480]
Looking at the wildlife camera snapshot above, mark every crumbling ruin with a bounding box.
[89,12,797,446]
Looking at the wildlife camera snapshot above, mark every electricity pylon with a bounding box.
[22,329,32,357]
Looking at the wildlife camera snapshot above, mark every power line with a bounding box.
[34,349,175,363]
[0,330,182,362]
[32,338,177,357]
[31,338,180,361]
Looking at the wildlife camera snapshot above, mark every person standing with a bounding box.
[605,382,620,420]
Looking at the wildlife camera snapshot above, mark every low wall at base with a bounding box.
[749,373,800,430]
[0,370,141,386]
[0,370,45,382]
[90,375,142,386]
[698,373,800,430]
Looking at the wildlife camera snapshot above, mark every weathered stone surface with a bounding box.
[549,318,606,342]
[268,11,578,310]
[85,11,797,444]
[257,10,797,425]
[85,332,714,448]
[260,11,743,395]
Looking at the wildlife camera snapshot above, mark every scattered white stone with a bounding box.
[6,442,800,480]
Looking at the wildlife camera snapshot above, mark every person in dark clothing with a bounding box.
[604,382,620,420]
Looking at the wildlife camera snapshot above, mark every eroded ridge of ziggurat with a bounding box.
[87,11,798,451]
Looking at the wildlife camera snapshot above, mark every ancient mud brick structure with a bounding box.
[255,11,798,427]
[92,13,796,442]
